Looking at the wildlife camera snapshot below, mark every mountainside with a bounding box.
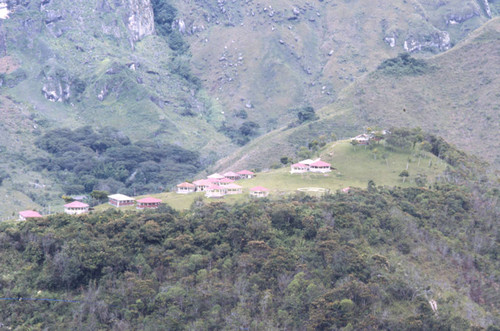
[181,0,498,132]
[0,0,498,216]
[214,18,500,172]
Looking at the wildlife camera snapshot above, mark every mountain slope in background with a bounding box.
[0,0,498,217]
[214,18,500,172]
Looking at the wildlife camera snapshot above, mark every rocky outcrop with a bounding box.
[404,30,450,53]
[478,0,492,18]
[41,67,85,103]
[127,0,155,42]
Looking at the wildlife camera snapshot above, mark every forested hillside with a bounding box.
[1,180,499,329]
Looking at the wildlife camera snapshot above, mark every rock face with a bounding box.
[404,30,450,53]
[41,67,85,103]
[127,0,155,41]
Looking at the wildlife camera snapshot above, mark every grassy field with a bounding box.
[93,140,448,213]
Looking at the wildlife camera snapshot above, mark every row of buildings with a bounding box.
[18,174,270,220]
[176,170,270,198]
[18,194,165,220]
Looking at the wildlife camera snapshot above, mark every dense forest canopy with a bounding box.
[33,126,200,195]
[0,179,498,329]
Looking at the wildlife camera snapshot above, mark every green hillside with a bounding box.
[214,18,500,171]
[0,0,499,216]
[92,136,450,213]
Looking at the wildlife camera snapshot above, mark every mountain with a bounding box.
[214,17,500,172]
[0,0,498,217]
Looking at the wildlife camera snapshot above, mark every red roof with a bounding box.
[291,163,308,167]
[250,186,269,192]
[310,160,331,167]
[207,185,224,190]
[19,210,42,218]
[207,178,221,183]
[177,182,195,188]
[193,179,211,186]
[238,170,254,175]
[218,178,234,183]
[224,171,240,177]
[137,197,162,203]
[64,201,89,208]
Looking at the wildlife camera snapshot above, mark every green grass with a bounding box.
[94,140,448,212]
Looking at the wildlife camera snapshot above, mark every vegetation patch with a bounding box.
[33,126,200,196]
[377,53,431,76]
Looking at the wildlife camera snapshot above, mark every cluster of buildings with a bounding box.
[290,158,332,174]
[17,194,165,220]
[17,170,271,220]
[176,170,269,198]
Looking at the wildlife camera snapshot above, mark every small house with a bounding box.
[309,160,331,173]
[176,182,196,194]
[250,186,269,198]
[224,171,241,181]
[237,170,255,179]
[19,210,43,221]
[205,185,226,198]
[193,179,212,192]
[136,197,162,209]
[225,183,243,195]
[352,134,371,145]
[108,194,135,207]
[290,163,309,174]
[64,201,89,215]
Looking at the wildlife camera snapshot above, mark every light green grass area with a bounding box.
[94,140,448,212]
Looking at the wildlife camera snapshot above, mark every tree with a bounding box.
[90,190,109,203]
[367,180,376,192]
[297,106,316,123]
[61,195,74,203]
[280,157,290,165]
[399,170,409,183]
[350,139,359,150]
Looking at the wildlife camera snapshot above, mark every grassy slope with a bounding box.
[182,0,494,131]
[93,139,448,213]
[213,18,500,171]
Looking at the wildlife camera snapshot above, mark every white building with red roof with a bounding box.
[176,182,195,194]
[19,210,43,221]
[136,197,162,209]
[64,201,89,215]
[249,186,269,198]
[205,185,226,198]
[309,160,331,173]
[237,170,255,179]
[193,179,212,192]
[108,194,135,207]
[207,173,225,179]
[225,183,243,195]
[224,171,241,181]
[290,163,309,174]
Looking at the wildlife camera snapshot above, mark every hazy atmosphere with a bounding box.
[0,0,499,329]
